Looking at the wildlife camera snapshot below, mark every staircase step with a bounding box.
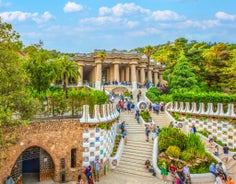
[114,167,152,178]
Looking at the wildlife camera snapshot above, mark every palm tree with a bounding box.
[144,45,154,81]
[96,50,107,90]
[55,55,80,92]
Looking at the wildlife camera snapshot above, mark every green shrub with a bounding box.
[166,146,181,158]
[180,150,194,162]
[140,110,151,122]
[158,127,187,152]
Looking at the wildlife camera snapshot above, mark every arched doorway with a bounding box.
[11,146,54,183]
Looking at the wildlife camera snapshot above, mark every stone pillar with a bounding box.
[114,63,120,82]
[148,70,153,83]
[107,68,110,83]
[125,66,130,82]
[154,72,159,86]
[77,65,83,86]
[95,59,102,90]
[110,65,114,82]
[121,68,125,82]
[140,67,145,84]
[131,64,137,90]
[90,67,96,84]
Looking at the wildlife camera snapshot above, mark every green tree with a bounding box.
[169,53,199,92]
[25,47,57,93]
[0,20,36,125]
[54,55,80,92]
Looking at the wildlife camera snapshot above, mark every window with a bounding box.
[71,149,76,168]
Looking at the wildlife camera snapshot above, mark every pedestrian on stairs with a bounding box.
[145,124,150,142]
[160,162,168,184]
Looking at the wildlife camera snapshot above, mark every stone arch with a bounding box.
[112,86,129,94]
[10,145,55,183]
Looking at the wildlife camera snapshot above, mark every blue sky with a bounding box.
[0,0,236,53]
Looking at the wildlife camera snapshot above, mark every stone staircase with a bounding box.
[113,113,154,178]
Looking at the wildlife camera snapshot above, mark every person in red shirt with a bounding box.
[169,163,177,184]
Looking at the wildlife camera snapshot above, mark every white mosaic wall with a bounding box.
[167,102,236,149]
[82,123,118,166]
[183,118,236,149]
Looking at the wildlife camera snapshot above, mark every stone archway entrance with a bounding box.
[11,146,54,183]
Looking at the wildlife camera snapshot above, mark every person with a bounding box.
[122,129,127,145]
[183,164,191,183]
[209,162,219,178]
[127,102,131,114]
[169,163,177,184]
[208,132,214,146]
[5,176,15,184]
[145,124,150,142]
[223,144,229,163]
[136,114,140,124]
[160,162,168,184]
[94,159,101,182]
[131,103,135,113]
[227,176,234,184]
[77,175,85,184]
[177,163,185,182]
[169,121,174,128]
[156,126,161,136]
[137,93,140,102]
[144,159,151,171]
[216,162,227,181]
[214,145,219,156]
[191,124,197,133]
[151,125,157,141]
[135,108,140,119]
[120,121,126,133]
[216,174,226,184]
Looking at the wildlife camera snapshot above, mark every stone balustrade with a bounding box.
[80,103,119,123]
[168,102,236,118]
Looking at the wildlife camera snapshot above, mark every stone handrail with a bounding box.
[109,138,124,170]
[80,104,119,123]
[152,137,216,183]
[167,101,236,118]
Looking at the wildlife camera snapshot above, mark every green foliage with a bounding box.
[146,87,172,103]
[169,53,200,92]
[124,91,130,97]
[180,150,194,162]
[140,110,151,122]
[166,145,181,158]
[158,127,187,152]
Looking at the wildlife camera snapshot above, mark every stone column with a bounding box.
[125,66,130,82]
[114,63,120,82]
[131,64,137,90]
[154,71,159,86]
[121,68,125,82]
[110,65,114,82]
[148,70,153,83]
[140,67,145,84]
[95,59,102,90]
[78,64,83,86]
[107,68,110,83]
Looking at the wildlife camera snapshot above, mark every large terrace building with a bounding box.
[74,50,166,90]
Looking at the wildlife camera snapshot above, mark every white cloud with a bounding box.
[151,10,185,21]
[160,19,220,30]
[0,11,53,23]
[99,3,150,17]
[63,1,83,13]
[81,16,122,25]
[215,11,235,21]
[126,20,139,28]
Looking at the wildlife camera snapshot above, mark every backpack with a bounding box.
[83,168,87,175]
[121,123,125,130]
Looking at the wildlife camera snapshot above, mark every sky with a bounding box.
[0,0,236,53]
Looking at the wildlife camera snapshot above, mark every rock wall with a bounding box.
[0,119,84,183]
